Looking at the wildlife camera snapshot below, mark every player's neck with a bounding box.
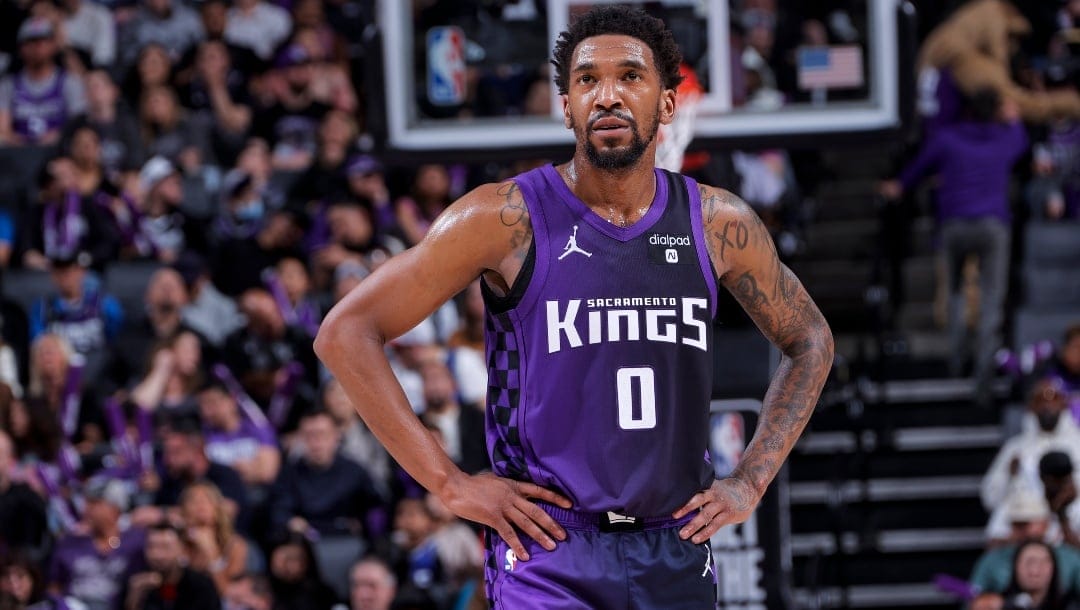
[561,155,657,214]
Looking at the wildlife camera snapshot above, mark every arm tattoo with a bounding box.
[701,185,835,498]
[497,181,532,263]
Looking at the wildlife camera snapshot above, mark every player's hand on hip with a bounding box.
[440,471,572,561]
[673,477,759,544]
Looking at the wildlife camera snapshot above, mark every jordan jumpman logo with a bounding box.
[559,225,593,260]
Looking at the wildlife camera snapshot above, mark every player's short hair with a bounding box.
[551,5,684,96]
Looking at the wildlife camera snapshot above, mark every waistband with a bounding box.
[537,502,695,533]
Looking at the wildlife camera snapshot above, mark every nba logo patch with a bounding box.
[426,26,466,106]
[504,549,517,572]
[665,248,679,263]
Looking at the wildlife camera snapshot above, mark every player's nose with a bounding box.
[593,76,623,110]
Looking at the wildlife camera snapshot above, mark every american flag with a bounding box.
[797,45,864,90]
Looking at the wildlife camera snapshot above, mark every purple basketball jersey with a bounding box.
[11,70,69,141]
[483,165,717,517]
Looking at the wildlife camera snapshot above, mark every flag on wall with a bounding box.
[797,45,864,90]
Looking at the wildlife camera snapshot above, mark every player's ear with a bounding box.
[562,95,572,129]
[659,88,676,126]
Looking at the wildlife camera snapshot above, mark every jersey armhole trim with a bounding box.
[480,239,536,315]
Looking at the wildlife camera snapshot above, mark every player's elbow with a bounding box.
[313,309,345,363]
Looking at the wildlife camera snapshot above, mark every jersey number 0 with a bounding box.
[616,367,657,430]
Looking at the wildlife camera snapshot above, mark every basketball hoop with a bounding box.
[656,91,701,172]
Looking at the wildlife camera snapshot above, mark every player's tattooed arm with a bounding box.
[496,180,532,263]
[703,185,834,499]
[485,180,533,296]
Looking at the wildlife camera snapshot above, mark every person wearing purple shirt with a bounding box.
[883,88,1029,400]
[197,378,281,489]
[315,6,834,607]
[48,478,146,610]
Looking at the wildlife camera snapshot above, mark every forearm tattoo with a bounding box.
[701,185,834,498]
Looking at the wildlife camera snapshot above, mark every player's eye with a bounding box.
[625,71,641,81]
[578,74,594,84]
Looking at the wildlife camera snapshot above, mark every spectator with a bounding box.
[983,378,1080,540]
[0,429,48,558]
[58,0,116,68]
[971,489,1080,593]
[121,0,204,68]
[0,18,87,146]
[348,557,396,610]
[27,331,104,455]
[423,494,482,592]
[1,553,77,610]
[394,165,454,247]
[178,480,250,594]
[183,40,253,161]
[133,422,249,531]
[221,288,319,424]
[320,379,391,498]
[28,252,124,369]
[212,170,267,247]
[287,110,359,211]
[417,359,487,475]
[128,330,205,421]
[290,28,357,115]
[2,395,62,465]
[108,268,192,389]
[386,497,444,601]
[222,572,274,610]
[67,70,144,177]
[21,158,120,271]
[138,85,216,173]
[212,207,309,298]
[290,0,345,64]
[123,44,175,112]
[234,137,288,211]
[68,125,107,195]
[881,88,1028,400]
[266,257,322,339]
[1027,120,1080,221]
[124,521,221,610]
[191,0,261,77]
[269,409,382,539]
[65,125,147,260]
[48,477,146,610]
[197,378,281,488]
[1001,540,1077,609]
[341,155,394,236]
[1040,451,1080,548]
[224,0,292,62]
[266,532,338,610]
[134,155,208,260]
[255,44,332,172]
[312,199,403,289]
[1043,324,1080,419]
[173,251,245,347]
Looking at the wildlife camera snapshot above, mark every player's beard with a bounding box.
[575,108,660,171]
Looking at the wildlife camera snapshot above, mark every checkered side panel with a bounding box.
[486,312,528,480]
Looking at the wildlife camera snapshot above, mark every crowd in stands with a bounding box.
[890,2,1080,608]
[0,0,1076,609]
[0,0,502,608]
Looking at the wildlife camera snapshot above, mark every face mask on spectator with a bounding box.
[236,198,264,221]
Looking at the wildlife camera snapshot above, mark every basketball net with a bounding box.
[655,63,704,172]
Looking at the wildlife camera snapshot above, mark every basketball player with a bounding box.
[315,6,834,607]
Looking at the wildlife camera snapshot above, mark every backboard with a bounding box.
[377,0,906,156]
